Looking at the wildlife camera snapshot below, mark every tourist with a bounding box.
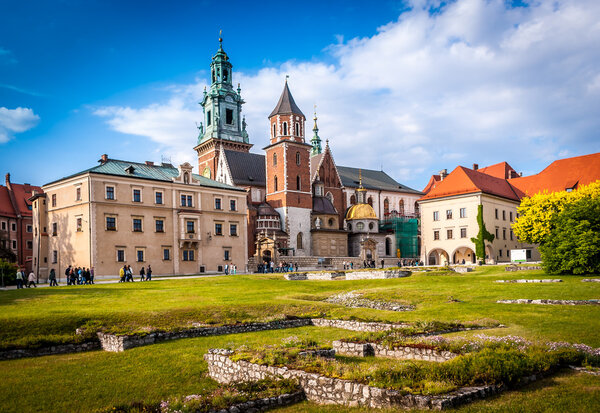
[146,265,152,281]
[139,266,145,281]
[127,265,134,282]
[224,264,229,275]
[15,269,24,289]
[381,259,385,268]
[27,271,37,288]
[90,267,95,284]
[119,265,126,283]
[65,265,72,285]
[49,268,58,286]
[295,262,298,272]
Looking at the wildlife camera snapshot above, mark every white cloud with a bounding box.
[93,0,600,189]
[0,107,40,143]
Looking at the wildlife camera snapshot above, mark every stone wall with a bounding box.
[0,341,100,361]
[206,391,306,412]
[497,299,600,306]
[284,269,410,281]
[205,349,503,410]
[583,279,600,283]
[310,318,410,332]
[333,341,457,362]
[505,266,543,271]
[495,279,562,283]
[345,270,411,280]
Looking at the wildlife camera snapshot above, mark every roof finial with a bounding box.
[285,74,289,83]
[219,30,223,45]
[359,169,363,187]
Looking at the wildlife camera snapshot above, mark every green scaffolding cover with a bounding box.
[380,217,419,258]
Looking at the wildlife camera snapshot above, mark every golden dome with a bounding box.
[345,203,378,220]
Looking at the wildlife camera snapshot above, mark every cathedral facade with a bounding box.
[195,40,423,267]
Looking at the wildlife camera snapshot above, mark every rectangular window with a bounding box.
[526,249,532,259]
[224,250,231,261]
[133,218,142,232]
[495,208,499,219]
[76,187,81,201]
[26,225,32,233]
[155,191,163,204]
[76,217,82,232]
[230,199,236,211]
[187,195,193,207]
[51,194,56,207]
[186,221,195,234]
[183,250,195,261]
[155,219,164,232]
[133,189,141,202]
[180,194,186,206]
[499,249,503,257]
[230,224,237,236]
[433,230,440,240]
[459,208,466,218]
[226,108,233,125]
[446,209,453,219]
[215,223,223,235]
[510,229,514,240]
[52,250,57,264]
[503,228,506,240]
[510,211,513,222]
[495,228,499,238]
[0,222,5,230]
[52,222,57,236]
[136,250,144,262]
[26,240,33,249]
[433,211,439,221]
[447,229,453,239]
[11,223,16,232]
[163,248,170,260]
[12,240,16,249]
[106,186,115,200]
[460,228,467,238]
[502,210,506,220]
[106,217,116,231]
[215,198,222,210]
[207,110,211,126]
[117,249,125,262]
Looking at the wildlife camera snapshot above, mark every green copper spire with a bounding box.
[310,105,322,156]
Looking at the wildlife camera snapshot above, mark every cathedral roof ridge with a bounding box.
[269,80,305,118]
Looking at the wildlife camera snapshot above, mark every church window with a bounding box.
[328,218,334,227]
[383,198,389,215]
[274,176,278,192]
[207,110,212,126]
[295,122,299,136]
[272,123,276,138]
[297,232,303,249]
[399,199,405,215]
[283,122,288,135]
[369,222,374,230]
[226,109,234,125]
[211,69,216,83]
[367,197,373,207]
[296,175,301,191]
[357,222,364,231]
[350,195,356,205]
[273,153,277,166]
[223,69,229,82]
[326,191,333,203]
[296,151,300,165]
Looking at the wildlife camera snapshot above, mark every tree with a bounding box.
[471,204,494,261]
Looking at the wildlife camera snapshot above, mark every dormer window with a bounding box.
[125,165,135,174]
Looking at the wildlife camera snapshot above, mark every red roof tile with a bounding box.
[422,174,441,194]
[0,186,17,217]
[477,162,519,179]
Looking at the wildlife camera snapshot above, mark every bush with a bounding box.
[0,259,18,286]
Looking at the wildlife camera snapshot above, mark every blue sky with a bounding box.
[1,0,599,190]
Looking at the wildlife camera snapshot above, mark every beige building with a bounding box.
[30,156,247,279]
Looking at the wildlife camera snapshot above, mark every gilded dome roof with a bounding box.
[345,203,378,220]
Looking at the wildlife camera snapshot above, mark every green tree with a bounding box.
[0,259,18,286]
[471,204,494,261]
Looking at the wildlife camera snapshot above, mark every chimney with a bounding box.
[472,163,479,171]
[145,161,154,166]
[519,172,523,177]
[439,169,448,181]
[5,173,10,187]
[99,154,109,164]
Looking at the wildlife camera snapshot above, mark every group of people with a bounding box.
[342,261,354,270]
[257,261,299,273]
[223,264,237,275]
[64,265,95,285]
[14,268,37,289]
[119,264,152,282]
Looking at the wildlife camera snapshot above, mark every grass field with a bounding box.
[0,265,599,412]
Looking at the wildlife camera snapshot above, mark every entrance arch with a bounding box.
[428,248,449,266]
[385,237,392,256]
[452,246,476,264]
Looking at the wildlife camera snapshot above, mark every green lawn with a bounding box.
[0,266,599,412]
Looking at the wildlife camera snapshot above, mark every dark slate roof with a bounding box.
[269,81,305,118]
[312,196,337,214]
[45,158,243,191]
[224,150,266,187]
[337,166,422,194]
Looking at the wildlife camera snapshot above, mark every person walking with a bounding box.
[127,265,134,282]
[146,265,152,281]
[15,269,24,289]
[139,266,145,281]
[119,265,126,283]
[49,268,58,286]
[27,271,37,288]
[90,267,95,284]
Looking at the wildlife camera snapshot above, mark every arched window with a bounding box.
[297,232,303,249]
[385,238,392,256]
[272,124,276,138]
[383,198,389,215]
[328,218,334,227]
[414,201,419,214]
[368,222,374,230]
[367,197,373,207]
[295,122,299,136]
[283,122,288,135]
[296,151,300,165]
[326,191,333,203]
[296,175,301,191]
[223,69,229,82]
[399,199,405,215]
[350,195,356,205]
[274,176,278,192]
[273,153,277,166]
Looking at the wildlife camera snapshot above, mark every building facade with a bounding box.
[31,158,247,279]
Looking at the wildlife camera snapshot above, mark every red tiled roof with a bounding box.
[509,152,600,196]
[419,166,524,202]
[477,162,519,179]
[0,186,17,217]
[422,174,441,194]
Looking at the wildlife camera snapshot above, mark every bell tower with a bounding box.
[265,80,313,256]
[194,34,251,179]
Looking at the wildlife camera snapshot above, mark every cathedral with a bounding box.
[194,39,422,267]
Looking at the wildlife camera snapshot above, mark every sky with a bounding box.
[1,0,599,191]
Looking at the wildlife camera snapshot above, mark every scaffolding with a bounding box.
[379,216,419,258]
